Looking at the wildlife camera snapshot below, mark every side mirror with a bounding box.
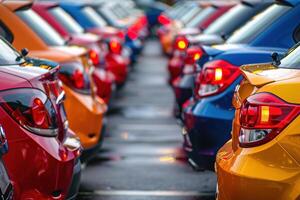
[271,52,281,66]
[21,48,29,57]
[220,32,228,40]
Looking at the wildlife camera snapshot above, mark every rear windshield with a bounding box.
[180,6,202,24]
[49,7,84,34]
[227,4,290,44]
[0,38,24,65]
[16,9,65,46]
[81,7,107,27]
[279,43,300,69]
[186,6,216,28]
[204,4,254,35]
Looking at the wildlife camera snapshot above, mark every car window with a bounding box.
[0,38,24,65]
[49,7,84,34]
[186,7,216,28]
[81,7,107,27]
[226,4,290,44]
[204,4,254,35]
[0,22,13,43]
[180,6,202,24]
[16,9,65,46]
[279,43,300,69]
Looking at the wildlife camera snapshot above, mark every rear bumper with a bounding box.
[66,158,81,200]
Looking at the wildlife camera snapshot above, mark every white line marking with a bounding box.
[79,190,214,197]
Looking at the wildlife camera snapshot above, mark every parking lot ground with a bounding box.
[77,39,216,200]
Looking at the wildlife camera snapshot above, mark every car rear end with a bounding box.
[0,38,81,199]
[216,58,300,200]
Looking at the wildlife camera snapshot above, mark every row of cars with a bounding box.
[0,0,148,199]
[159,0,300,199]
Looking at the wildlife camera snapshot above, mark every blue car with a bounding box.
[183,0,300,170]
[59,2,142,63]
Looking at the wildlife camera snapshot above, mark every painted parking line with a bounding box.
[79,190,214,197]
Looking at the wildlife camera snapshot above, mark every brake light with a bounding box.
[239,93,300,147]
[109,39,122,54]
[197,60,240,97]
[175,36,188,51]
[89,49,100,66]
[158,14,171,26]
[0,88,58,137]
[58,62,91,94]
[185,47,203,65]
[127,26,139,40]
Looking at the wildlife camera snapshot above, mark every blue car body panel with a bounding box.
[184,2,300,169]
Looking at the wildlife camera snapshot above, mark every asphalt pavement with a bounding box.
[77,39,216,200]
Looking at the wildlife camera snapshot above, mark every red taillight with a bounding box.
[0,88,58,137]
[58,62,90,93]
[117,31,125,41]
[185,47,203,65]
[239,93,300,147]
[174,36,189,51]
[72,69,84,89]
[127,26,139,40]
[158,14,171,26]
[89,49,100,66]
[109,39,122,54]
[197,60,240,97]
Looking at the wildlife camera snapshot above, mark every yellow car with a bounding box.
[216,45,300,200]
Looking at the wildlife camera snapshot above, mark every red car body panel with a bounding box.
[0,63,80,199]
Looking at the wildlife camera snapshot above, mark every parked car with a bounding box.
[183,0,300,170]
[32,2,115,102]
[0,36,81,199]
[216,42,300,200]
[0,1,107,161]
[171,2,272,119]
[0,126,13,200]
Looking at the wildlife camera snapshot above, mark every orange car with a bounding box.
[0,1,107,160]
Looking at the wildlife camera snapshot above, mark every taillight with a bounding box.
[0,88,58,137]
[58,62,91,94]
[127,27,138,40]
[185,46,203,65]
[89,49,100,66]
[239,93,300,147]
[108,39,122,54]
[158,14,171,26]
[198,60,240,97]
[174,36,189,51]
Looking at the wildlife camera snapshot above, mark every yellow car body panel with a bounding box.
[216,63,300,200]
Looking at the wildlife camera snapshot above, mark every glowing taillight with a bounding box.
[185,47,203,65]
[239,93,300,147]
[72,69,84,89]
[89,49,100,66]
[158,14,171,26]
[175,36,189,51]
[197,60,240,97]
[109,39,122,54]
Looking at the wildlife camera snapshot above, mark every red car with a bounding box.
[0,38,81,199]
[33,2,130,88]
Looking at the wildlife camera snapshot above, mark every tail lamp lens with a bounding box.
[185,47,203,65]
[175,36,189,51]
[239,93,300,147]
[198,60,240,97]
[109,39,122,54]
[89,49,100,66]
[158,14,171,25]
[127,27,139,40]
[0,88,58,137]
[58,62,91,94]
